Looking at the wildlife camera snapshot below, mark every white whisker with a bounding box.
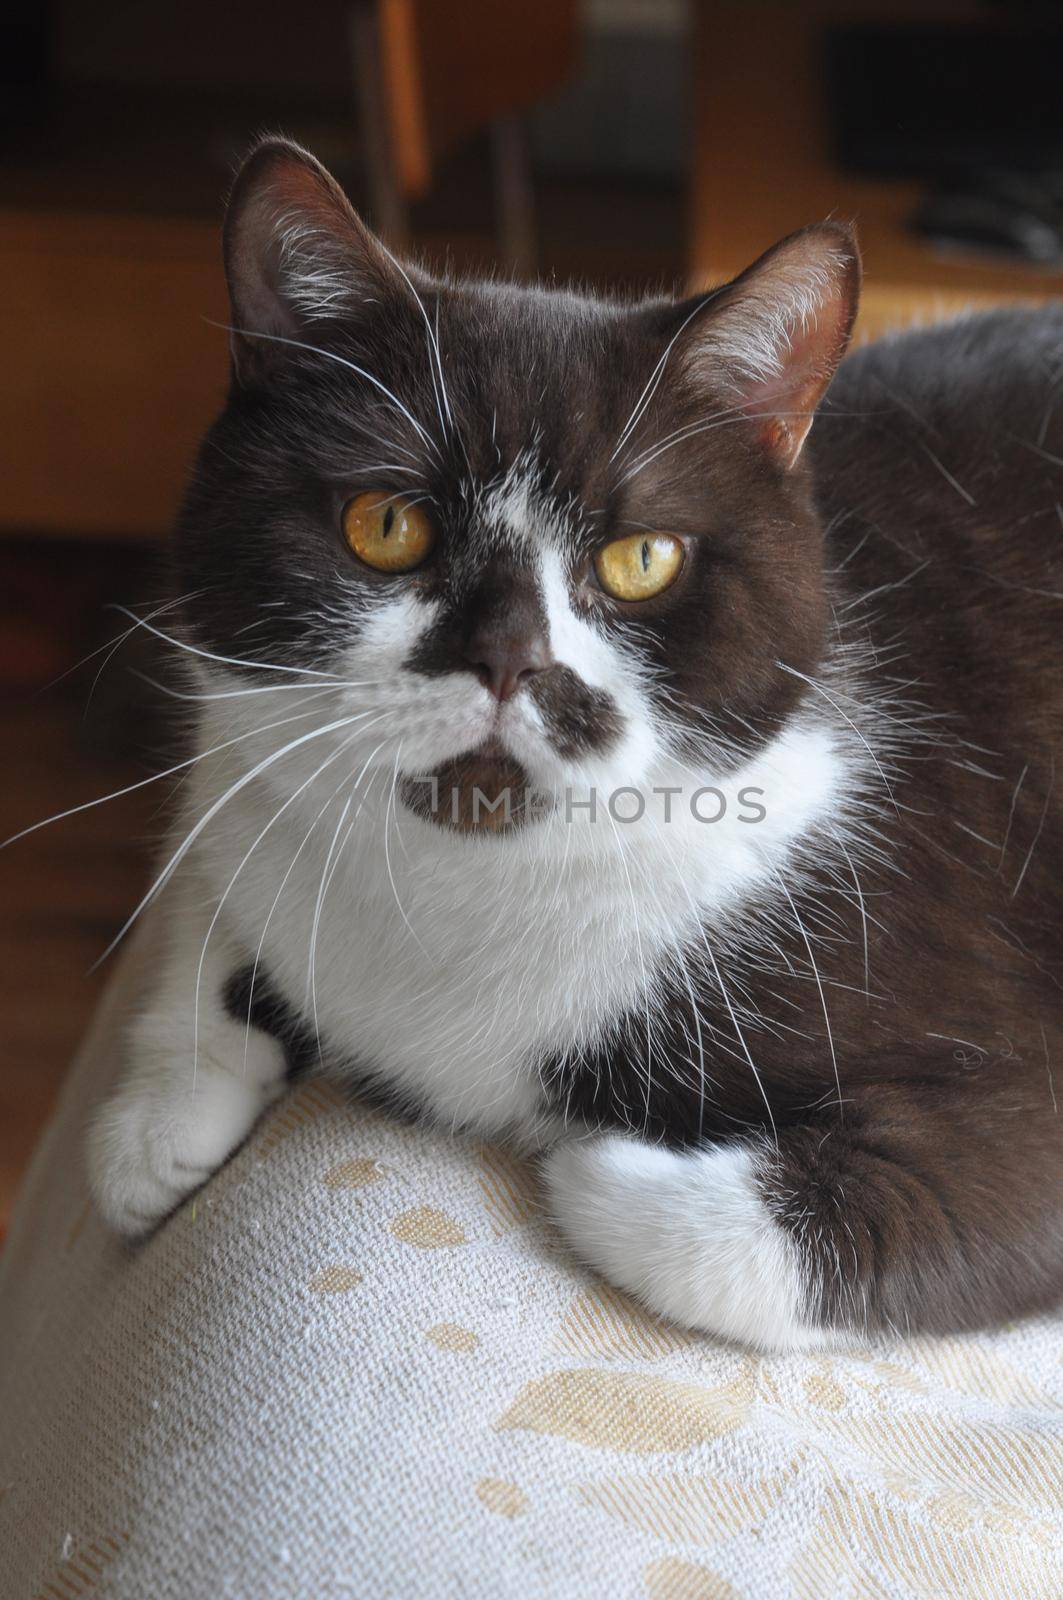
[382,745,429,956]
[1011,757,1055,900]
[610,293,717,463]
[241,764,363,1072]
[93,712,367,968]
[110,606,345,680]
[305,725,390,1044]
[211,321,441,458]
[1,698,336,854]
[192,722,372,1089]
[778,876,843,1123]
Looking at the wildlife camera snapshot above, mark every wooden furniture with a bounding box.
[0,2,577,542]
[0,210,227,540]
[353,0,576,269]
[688,1,1063,341]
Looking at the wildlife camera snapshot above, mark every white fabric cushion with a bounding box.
[2,909,1062,1599]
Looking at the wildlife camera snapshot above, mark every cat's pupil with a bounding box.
[640,539,650,572]
[383,505,395,539]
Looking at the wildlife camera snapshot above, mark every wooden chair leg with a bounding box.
[491,112,537,278]
[349,1,410,250]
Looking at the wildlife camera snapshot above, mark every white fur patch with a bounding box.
[173,686,850,1154]
[87,876,288,1235]
[542,1133,829,1353]
[475,455,543,555]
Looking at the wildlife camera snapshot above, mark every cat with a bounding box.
[86,137,1062,1353]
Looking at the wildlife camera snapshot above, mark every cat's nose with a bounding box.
[464,629,552,702]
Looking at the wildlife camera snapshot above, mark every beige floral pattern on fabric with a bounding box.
[848,1356,931,1400]
[923,1486,1056,1550]
[555,1284,692,1362]
[482,1265,1063,1595]
[808,1407,1061,1519]
[577,1467,790,1544]
[790,1480,1063,1600]
[907,1336,1054,1409]
[310,1126,1063,1592]
[425,1323,479,1353]
[477,1144,538,1235]
[390,1206,466,1248]
[308,1264,362,1294]
[643,1556,743,1600]
[802,1365,848,1412]
[10,934,1063,1600]
[33,1530,131,1599]
[497,1368,751,1453]
[476,1477,527,1517]
[323,1156,385,1189]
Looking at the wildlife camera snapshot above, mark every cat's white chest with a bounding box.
[193,711,849,1138]
[213,801,673,1136]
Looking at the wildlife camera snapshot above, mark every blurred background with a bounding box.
[3,0,1063,1230]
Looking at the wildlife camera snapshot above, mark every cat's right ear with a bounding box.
[676,222,861,468]
[223,137,400,385]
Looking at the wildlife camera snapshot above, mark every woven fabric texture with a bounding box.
[2,913,1062,1600]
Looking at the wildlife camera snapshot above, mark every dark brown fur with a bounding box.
[193,140,1061,1342]
[558,311,1063,1338]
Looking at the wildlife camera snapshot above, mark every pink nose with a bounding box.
[464,633,552,702]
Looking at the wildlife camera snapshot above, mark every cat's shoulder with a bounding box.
[814,303,1063,473]
[833,302,1063,402]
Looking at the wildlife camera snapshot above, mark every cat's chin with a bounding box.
[399,739,548,835]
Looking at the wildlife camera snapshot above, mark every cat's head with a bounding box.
[178,139,859,831]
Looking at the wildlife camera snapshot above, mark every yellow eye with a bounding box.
[342,492,436,573]
[594,532,684,601]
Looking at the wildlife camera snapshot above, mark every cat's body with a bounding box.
[87,140,1062,1351]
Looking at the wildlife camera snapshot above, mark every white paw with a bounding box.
[88,1037,285,1237]
[542,1133,825,1353]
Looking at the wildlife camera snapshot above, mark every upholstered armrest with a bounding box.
[2,910,1061,1598]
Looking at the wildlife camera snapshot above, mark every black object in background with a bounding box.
[912,168,1063,264]
[1,8,52,130]
[826,22,1063,178]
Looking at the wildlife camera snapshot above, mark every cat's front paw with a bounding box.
[542,1133,821,1352]
[88,1055,283,1237]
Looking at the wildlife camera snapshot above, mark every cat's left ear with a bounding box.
[680,222,861,468]
[223,136,407,384]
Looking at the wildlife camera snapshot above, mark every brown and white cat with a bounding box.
[85,139,1062,1351]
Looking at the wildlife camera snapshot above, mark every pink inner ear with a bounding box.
[743,280,854,467]
[225,140,396,374]
[684,223,860,469]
